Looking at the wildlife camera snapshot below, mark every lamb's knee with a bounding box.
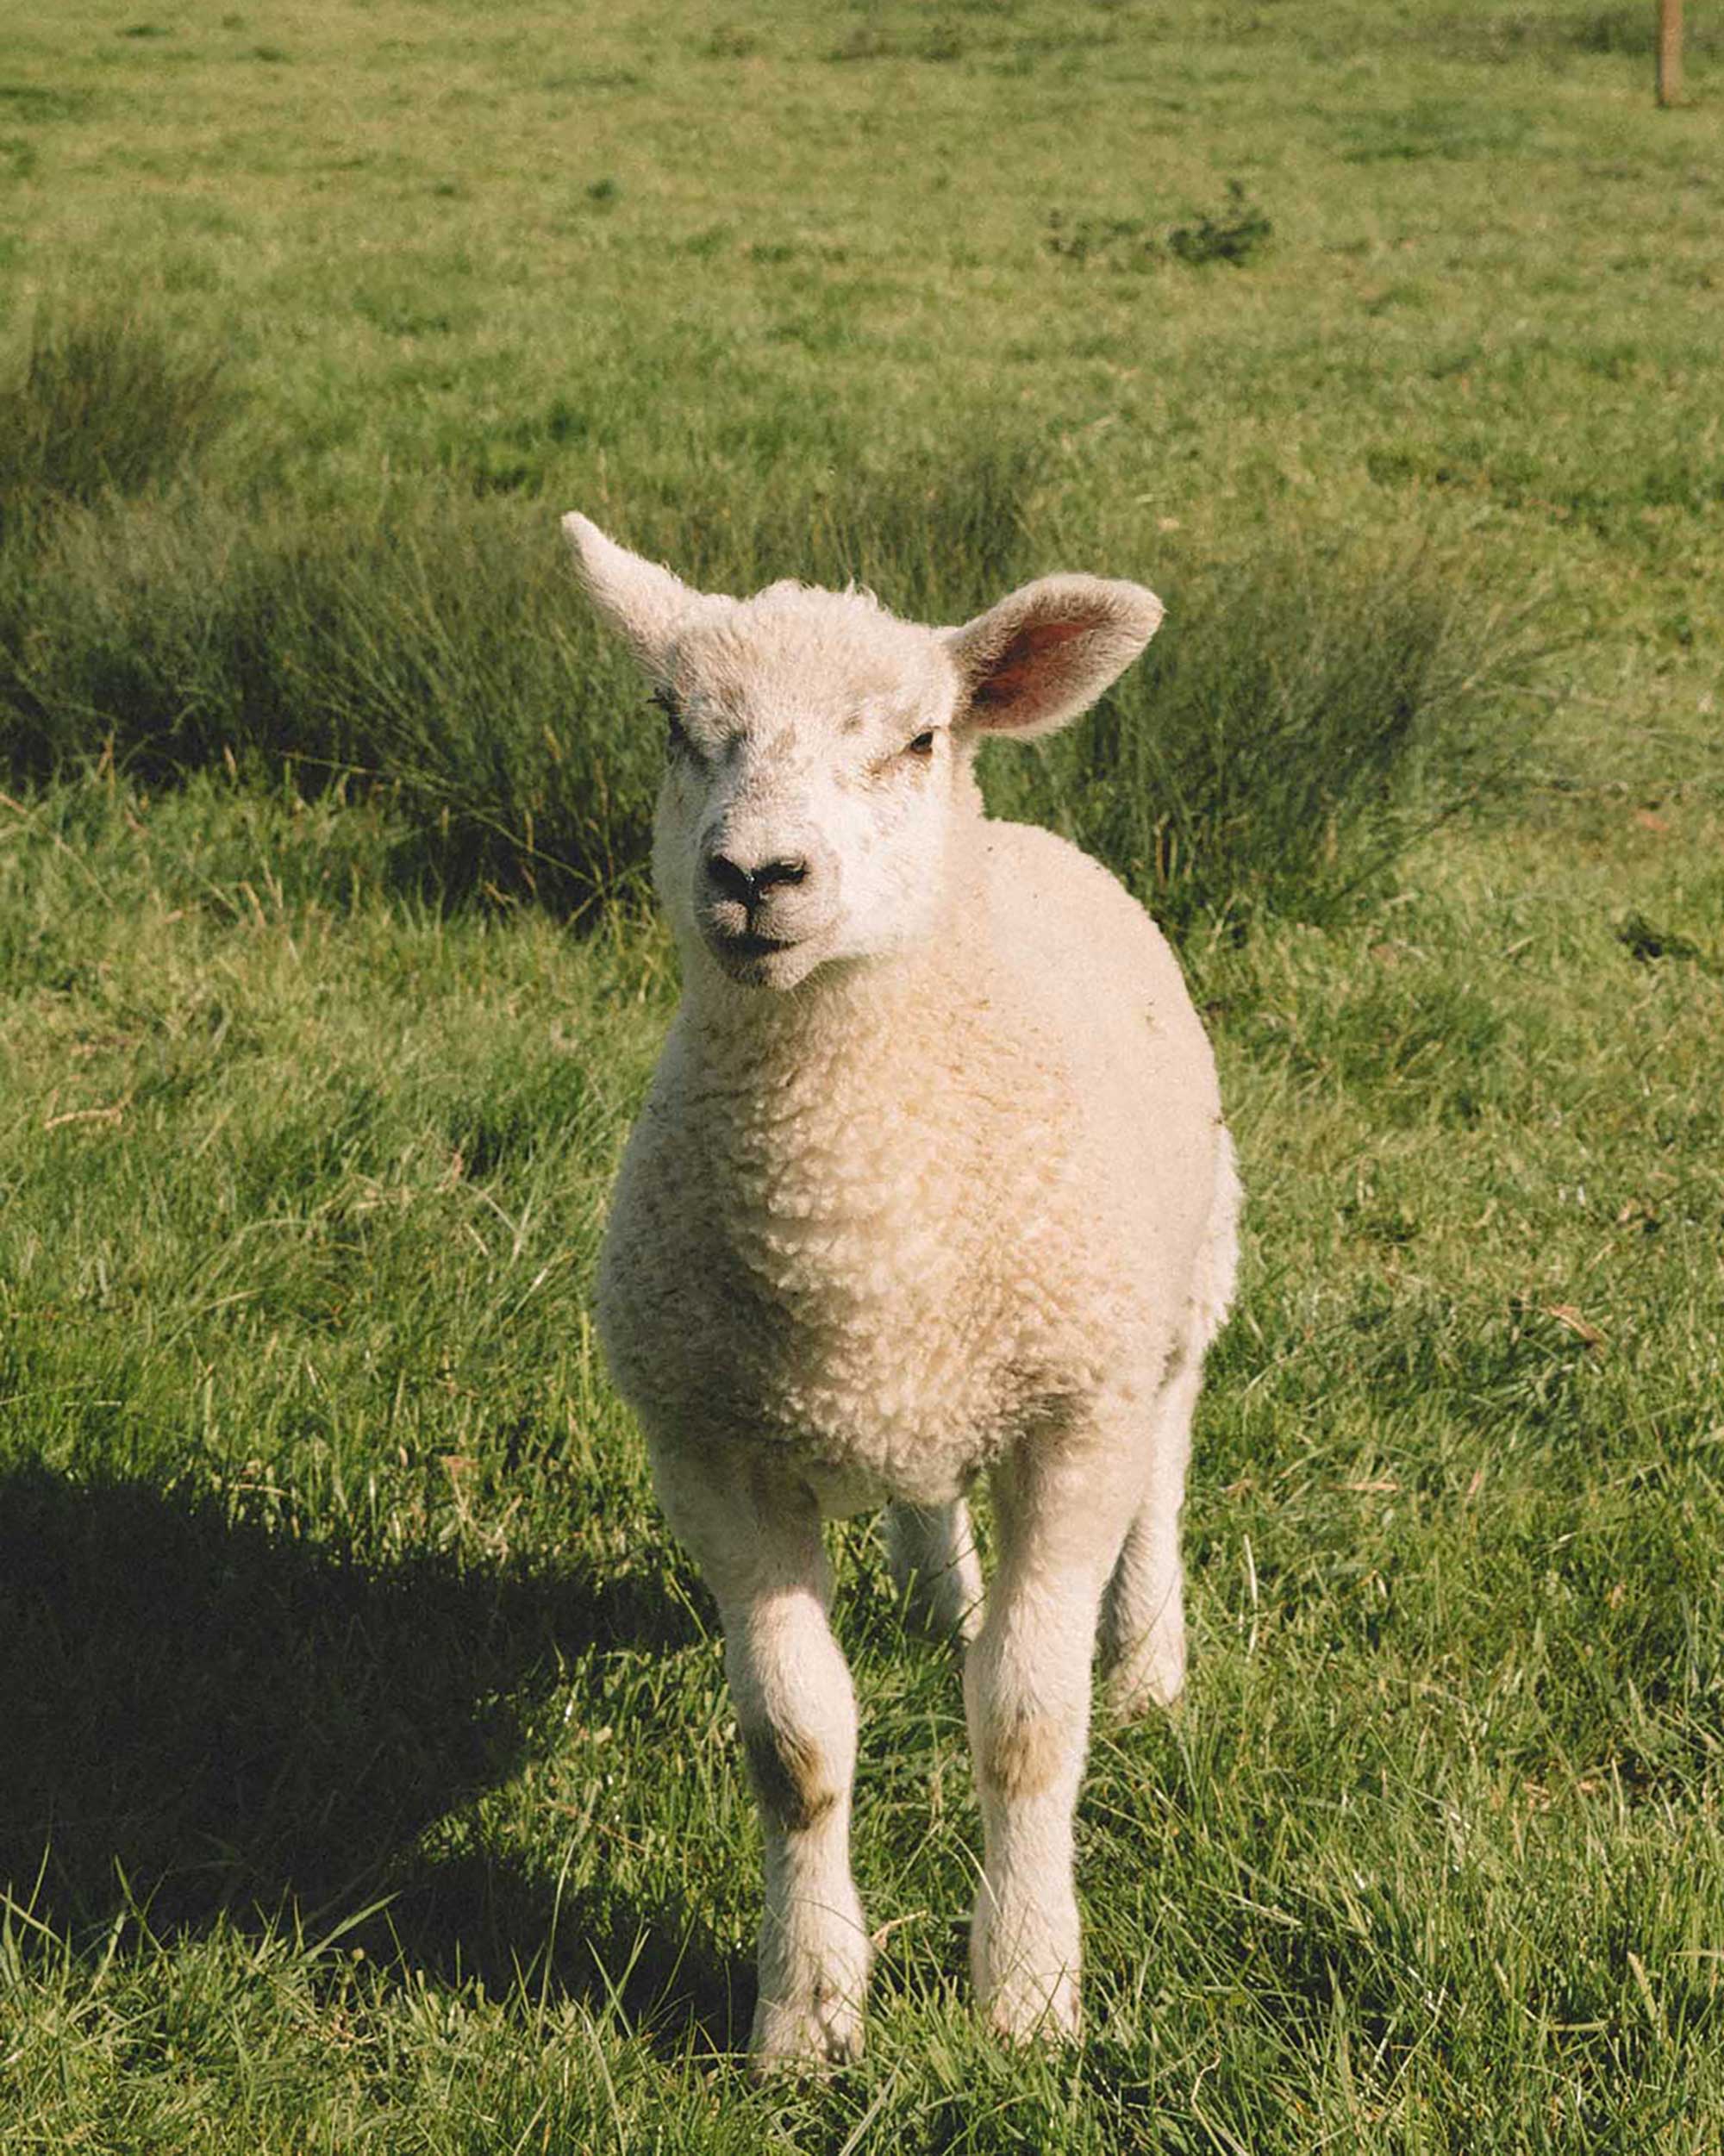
[978,1704,1070,1804]
[743,1720,841,1834]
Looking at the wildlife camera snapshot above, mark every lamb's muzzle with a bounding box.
[699,828,837,982]
[563,507,1240,2069]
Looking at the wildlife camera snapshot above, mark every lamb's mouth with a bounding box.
[704,924,827,986]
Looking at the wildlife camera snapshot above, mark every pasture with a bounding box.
[2,2,1721,2147]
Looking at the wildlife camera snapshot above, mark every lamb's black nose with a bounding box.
[704,850,810,907]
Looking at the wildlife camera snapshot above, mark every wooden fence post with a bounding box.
[1657,0,1684,106]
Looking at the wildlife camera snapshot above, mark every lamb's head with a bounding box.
[563,512,1163,991]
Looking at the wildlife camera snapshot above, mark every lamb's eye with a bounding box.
[904,729,937,759]
[652,688,697,762]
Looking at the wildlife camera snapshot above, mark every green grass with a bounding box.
[0,304,234,533]
[0,422,1540,928]
[2,3,1721,2149]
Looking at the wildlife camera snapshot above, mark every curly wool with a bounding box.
[598,815,1227,1513]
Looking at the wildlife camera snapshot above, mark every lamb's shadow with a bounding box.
[0,1465,744,2051]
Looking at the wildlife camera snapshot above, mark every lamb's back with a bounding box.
[977,819,1223,1309]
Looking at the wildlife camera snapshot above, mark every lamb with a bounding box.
[563,510,1240,2072]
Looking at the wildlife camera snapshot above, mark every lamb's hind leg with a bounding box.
[1102,1131,1240,1717]
[885,1498,984,1641]
[1100,1343,1203,1715]
[651,1445,870,2074]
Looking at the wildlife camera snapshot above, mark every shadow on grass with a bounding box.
[395,1844,752,2055]
[0,1466,743,2051]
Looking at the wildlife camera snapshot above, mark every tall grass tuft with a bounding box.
[983,535,1542,940]
[0,447,1040,916]
[0,307,234,536]
[0,493,643,914]
[600,435,1040,622]
[1,434,1536,932]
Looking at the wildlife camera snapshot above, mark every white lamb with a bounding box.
[564,510,1240,2072]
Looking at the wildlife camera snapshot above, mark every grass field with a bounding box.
[2,3,1721,2148]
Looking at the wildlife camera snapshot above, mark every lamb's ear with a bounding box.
[942,573,1164,740]
[560,512,716,675]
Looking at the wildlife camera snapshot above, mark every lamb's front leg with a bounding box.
[728,1571,869,2071]
[964,1445,1126,2041]
[655,1449,870,2073]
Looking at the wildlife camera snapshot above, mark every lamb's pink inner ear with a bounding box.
[972,618,1092,719]
[950,574,1163,740]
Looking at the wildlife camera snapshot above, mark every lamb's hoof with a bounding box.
[747,1990,865,2079]
[983,1965,1082,2047]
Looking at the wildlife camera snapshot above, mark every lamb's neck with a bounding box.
[681,928,984,1100]
[674,930,997,1274]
